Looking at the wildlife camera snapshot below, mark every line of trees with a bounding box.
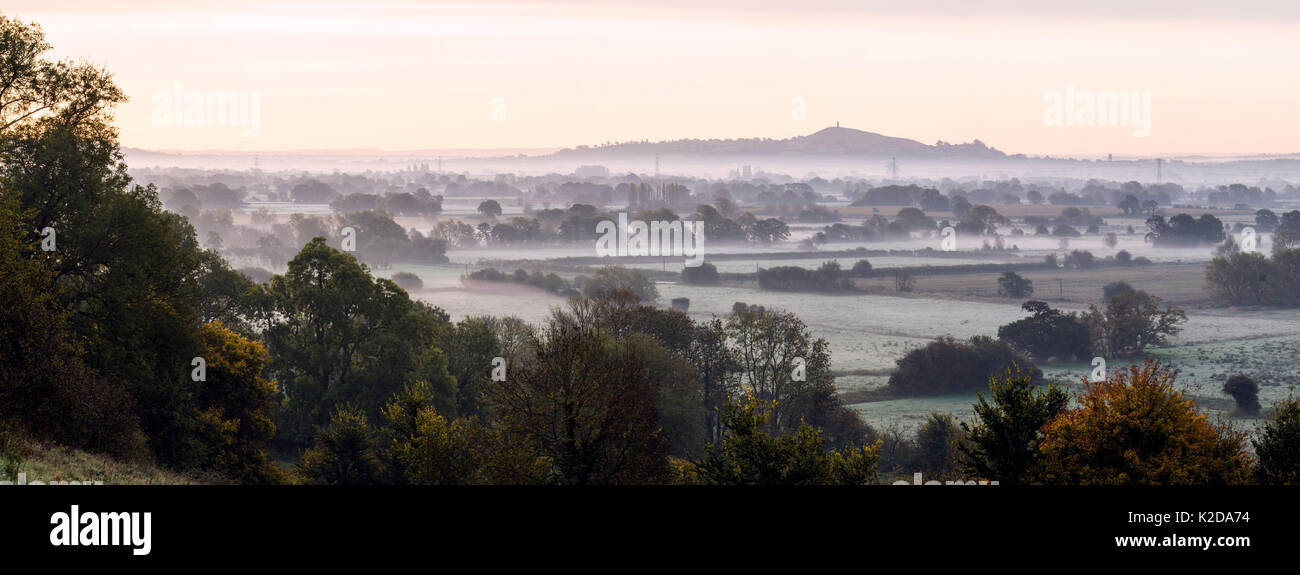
[1205,249,1300,307]
[994,284,1186,362]
[757,261,856,293]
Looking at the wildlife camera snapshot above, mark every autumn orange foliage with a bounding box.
[1035,359,1252,485]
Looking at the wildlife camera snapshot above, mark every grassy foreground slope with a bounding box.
[2,431,201,485]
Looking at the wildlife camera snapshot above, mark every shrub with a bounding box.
[757,262,854,293]
[1222,375,1261,415]
[887,336,1041,395]
[391,271,423,291]
[996,270,1033,298]
[681,261,721,285]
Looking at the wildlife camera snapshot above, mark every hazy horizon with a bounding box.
[12,0,1300,157]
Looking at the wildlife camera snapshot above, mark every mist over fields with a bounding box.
[128,135,1300,441]
[7,3,1300,492]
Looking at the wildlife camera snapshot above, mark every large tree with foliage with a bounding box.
[296,406,382,485]
[997,300,1092,361]
[578,265,659,303]
[193,322,281,483]
[957,367,1068,485]
[1035,360,1252,484]
[1254,395,1300,485]
[0,196,146,459]
[0,14,226,468]
[488,310,668,484]
[693,397,879,485]
[726,306,841,437]
[1081,286,1186,358]
[266,237,456,441]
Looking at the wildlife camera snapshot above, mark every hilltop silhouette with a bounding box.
[553,125,1007,159]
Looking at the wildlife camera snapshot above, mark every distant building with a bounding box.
[574,165,610,178]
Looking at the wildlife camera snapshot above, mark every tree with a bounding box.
[0,14,126,136]
[380,382,512,485]
[266,238,455,441]
[850,259,873,276]
[477,199,502,218]
[692,397,879,485]
[1062,249,1095,269]
[2,14,211,468]
[193,322,281,483]
[997,300,1091,361]
[1102,281,1134,302]
[725,306,840,436]
[1221,375,1260,415]
[688,318,737,444]
[1204,251,1277,307]
[0,196,146,460]
[916,412,966,478]
[297,406,382,485]
[1035,360,1253,484]
[197,250,258,333]
[750,217,791,244]
[996,270,1033,298]
[894,269,915,292]
[439,317,500,418]
[951,196,972,220]
[1254,395,1300,484]
[579,265,658,303]
[489,317,668,484]
[1255,209,1279,232]
[681,261,721,285]
[958,367,1069,485]
[1118,194,1141,215]
[964,204,1004,235]
[629,333,706,458]
[1274,227,1300,254]
[1082,286,1187,358]
[289,179,337,204]
[1146,213,1226,246]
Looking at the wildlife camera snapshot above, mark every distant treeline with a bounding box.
[714,252,1153,294]
[222,210,449,269]
[757,262,857,293]
[848,181,1289,210]
[464,267,577,297]
[431,203,792,249]
[464,265,660,303]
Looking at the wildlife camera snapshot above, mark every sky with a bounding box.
[9,0,1300,156]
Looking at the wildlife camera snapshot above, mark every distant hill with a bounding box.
[552,126,1008,159]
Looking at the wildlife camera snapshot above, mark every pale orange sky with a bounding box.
[10,0,1300,156]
